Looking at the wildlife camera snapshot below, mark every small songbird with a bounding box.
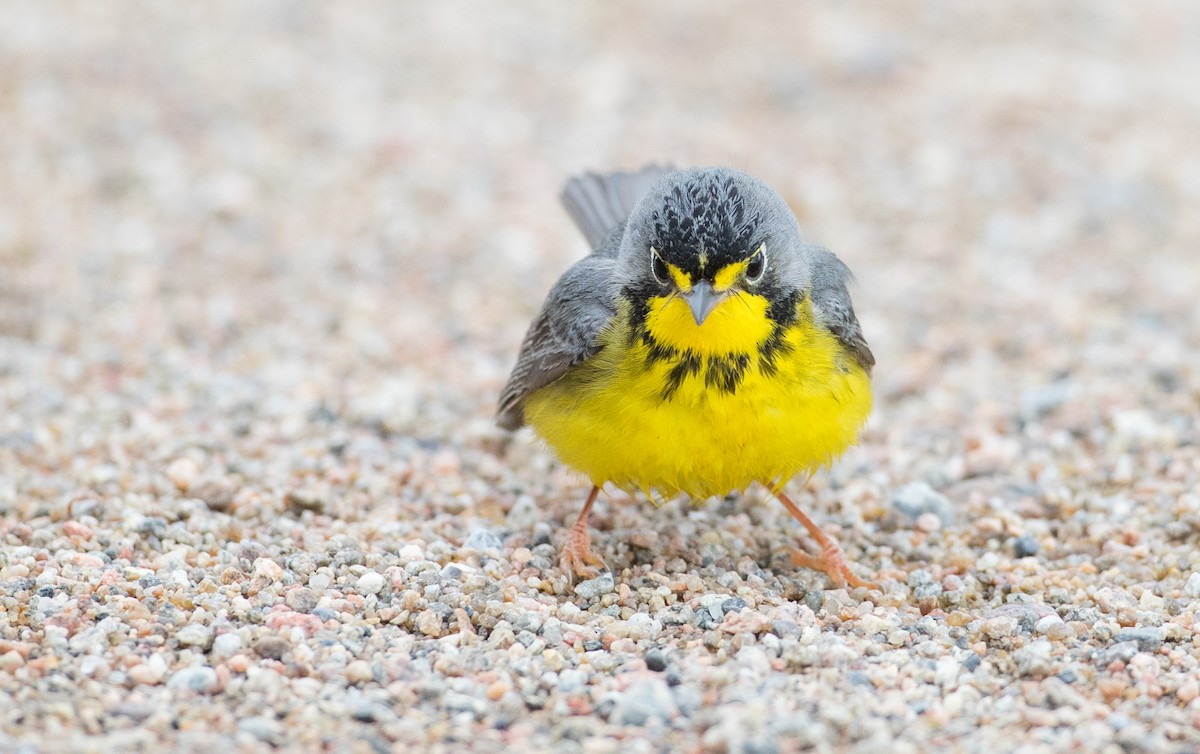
[498,166,878,589]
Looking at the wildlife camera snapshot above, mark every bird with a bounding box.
[498,165,878,590]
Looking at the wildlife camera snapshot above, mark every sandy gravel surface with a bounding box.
[3,2,1200,752]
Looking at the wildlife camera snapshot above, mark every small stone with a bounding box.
[1013,639,1054,677]
[356,571,385,595]
[915,512,941,533]
[415,609,443,637]
[644,648,668,672]
[1183,573,1200,598]
[1113,627,1163,653]
[212,633,243,657]
[176,624,213,650]
[463,529,503,552]
[166,457,200,492]
[226,654,250,673]
[1013,535,1040,558]
[253,558,283,581]
[892,482,955,525]
[573,572,615,599]
[398,544,425,564]
[285,588,319,613]
[486,680,508,700]
[253,636,289,660]
[346,660,374,684]
[166,666,219,693]
[1102,640,1140,666]
[611,679,677,725]
[237,716,281,743]
[1177,680,1200,704]
[128,662,165,686]
[0,652,25,672]
[627,613,662,641]
[1035,615,1070,640]
[191,479,235,511]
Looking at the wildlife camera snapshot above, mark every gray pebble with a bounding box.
[167,666,219,693]
[1102,640,1141,665]
[285,587,319,613]
[1012,535,1040,558]
[237,716,281,743]
[892,482,956,525]
[1113,627,1163,653]
[463,528,503,552]
[573,572,615,599]
[611,679,677,725]
[645,648,667,672]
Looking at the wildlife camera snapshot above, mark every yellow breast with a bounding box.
[523,290,872,499]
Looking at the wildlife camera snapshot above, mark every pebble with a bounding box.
[892,482,956,525]
[1012,535,1040,558]
[176,624,213,649]
[356,571,386,595]
[1183,573,1200,598]
[573,572,615,599]
[611,679,677,725]
[212,633,243,657]
[463,529,503,551]
[166,457,200,492]
[1113,627,1163,653]
[167,666,219,693]
[346,660,374,685]
[285,588,320,613]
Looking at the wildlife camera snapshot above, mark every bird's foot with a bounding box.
[790,538,880,591]
[559,521,608,586]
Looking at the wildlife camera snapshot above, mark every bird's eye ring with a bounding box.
[650,247,670,285]
[745,244,767,283]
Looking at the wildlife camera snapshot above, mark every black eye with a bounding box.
[650,248,670,285]
[745,246,767,282]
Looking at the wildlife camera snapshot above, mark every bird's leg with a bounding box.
[559,485,608,584]
[771,485,880,591]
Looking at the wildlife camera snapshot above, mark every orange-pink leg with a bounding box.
[773,486,880,590]
[559,485,608,584]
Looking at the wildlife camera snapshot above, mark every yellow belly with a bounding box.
[523,292,872,499]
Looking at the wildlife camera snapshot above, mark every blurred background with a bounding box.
[2,1,1199,505]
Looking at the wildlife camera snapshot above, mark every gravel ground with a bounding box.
[3,3,1200,753]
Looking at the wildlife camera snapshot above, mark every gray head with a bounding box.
[616,168,814,324]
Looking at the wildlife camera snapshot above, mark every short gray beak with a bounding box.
[684,281,722,326]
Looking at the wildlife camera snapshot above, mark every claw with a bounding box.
[559,523,609,586]
[774,484,881,591]
[558,485,607,586]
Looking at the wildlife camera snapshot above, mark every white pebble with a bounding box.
[1184,572,1200,598]
[398,544,425,564]
[356,571,385,595]
[176,624,213,649]
[212,633,243,657]
[626,613,662,641]
[166,457,200,492]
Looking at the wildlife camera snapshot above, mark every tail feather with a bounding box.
[560,164,673,249]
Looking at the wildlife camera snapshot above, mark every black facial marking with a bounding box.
[649,173,766,280]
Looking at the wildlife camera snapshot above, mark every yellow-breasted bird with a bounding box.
[498,166,878,589]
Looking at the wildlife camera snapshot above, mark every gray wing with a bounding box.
[497,166,670,430]
[560,165,673,251]
[496,255,617,430]
[807,247,875,374]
